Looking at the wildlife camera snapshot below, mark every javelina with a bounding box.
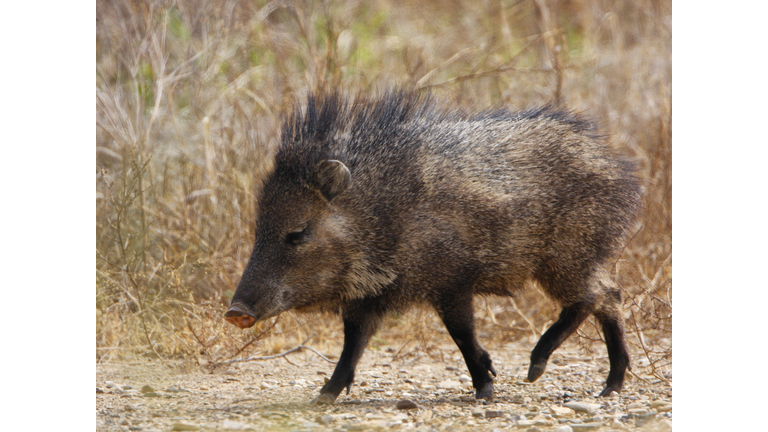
[225,91,641,404]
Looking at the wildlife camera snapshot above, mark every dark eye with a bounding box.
[285,228,308,245]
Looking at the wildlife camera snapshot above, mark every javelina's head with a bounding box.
[225,158,353,329]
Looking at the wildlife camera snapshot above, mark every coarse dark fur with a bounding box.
[225,90,642,404]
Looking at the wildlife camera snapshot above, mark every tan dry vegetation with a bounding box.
[96,0,671,388]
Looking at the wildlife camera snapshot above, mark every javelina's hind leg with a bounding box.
[436,294,496,400]
[310,309,382,405]
[594,287,630,397]
[527,302,593,383]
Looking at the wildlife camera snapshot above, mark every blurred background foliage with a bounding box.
[96,0,670,384]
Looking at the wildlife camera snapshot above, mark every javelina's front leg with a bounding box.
[310,309,382,405]
[436,294,496,400]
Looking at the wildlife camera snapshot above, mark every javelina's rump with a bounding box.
[225,91,642,404]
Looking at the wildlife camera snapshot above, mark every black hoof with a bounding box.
[526,362,546,383]
[309,393,336,405]
[475,382,494,400]
[598,384,622,397]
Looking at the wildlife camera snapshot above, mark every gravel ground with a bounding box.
[96,342,671,432]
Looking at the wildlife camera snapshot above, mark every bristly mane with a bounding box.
[279,90,450,148]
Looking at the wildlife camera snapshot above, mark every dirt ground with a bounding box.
[96,338,671,432]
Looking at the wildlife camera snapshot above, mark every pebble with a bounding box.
[570,423,602,431]
[550,406,574,417]
[395,399,419,410]
[220,420,252,430]
[171,422,200,431]
[471,409,484,418]
[458,374,472,383]
[140,385,155,394]
[437,379,461,390]
[564,401,600,414]
[555,426,574,432]
[317,415,334,425]
[166,385,186,392]
[485,410,504,418]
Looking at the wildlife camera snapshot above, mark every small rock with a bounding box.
[261,412,289,419]
[471,409,484,418]
[171,422,200,431]
[143,392,160,398]
[96,387,104,394]
[221,420,252,430]
[550,406,573,417]
[140,385,155,394]
[627,402,645,410]
[317,415,334,425]
[437,379,461,390]
[458,374,472,383]
[564,401,600,414]
[485,410,504,418]
[555,426,574,432]
[395,399,419,410]
[570,423,602,431]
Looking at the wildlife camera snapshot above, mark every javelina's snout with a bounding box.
[224,304,256,329]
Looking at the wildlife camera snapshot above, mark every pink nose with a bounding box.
[224,308,256,329]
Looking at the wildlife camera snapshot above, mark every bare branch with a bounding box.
[212,334,336,365]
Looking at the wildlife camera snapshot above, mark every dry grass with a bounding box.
[96,0,671,384]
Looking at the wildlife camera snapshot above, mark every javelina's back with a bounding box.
[226,91,642,403]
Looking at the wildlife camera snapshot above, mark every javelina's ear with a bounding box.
[315,160,351,201]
